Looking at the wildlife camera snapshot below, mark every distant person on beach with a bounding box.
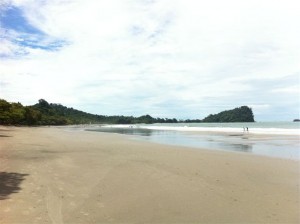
[246,127,249,132]
[243,127,245,132]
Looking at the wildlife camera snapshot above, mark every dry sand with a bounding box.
[0,126,299,223]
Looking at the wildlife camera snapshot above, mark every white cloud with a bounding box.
[272,86,300,94]
[1,0,300,120]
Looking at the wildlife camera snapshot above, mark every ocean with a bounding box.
[85,122,300,160]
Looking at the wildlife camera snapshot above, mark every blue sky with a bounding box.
[0,0,299,121]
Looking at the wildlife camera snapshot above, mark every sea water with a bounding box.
[86,122,300,160]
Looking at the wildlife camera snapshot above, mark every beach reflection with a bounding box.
[88,127,254,152]
[90,127,155,136]
[87,127,299,160]
[225,143,253,152]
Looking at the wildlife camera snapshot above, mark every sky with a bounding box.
[0,0,299,121]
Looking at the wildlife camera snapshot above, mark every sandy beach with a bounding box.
[0,126,299,223]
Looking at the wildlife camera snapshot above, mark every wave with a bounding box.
[101,124,300,135]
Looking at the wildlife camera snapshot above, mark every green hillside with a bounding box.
[202,106,254,122]
[0,99,177,125]
[0,99,255,125]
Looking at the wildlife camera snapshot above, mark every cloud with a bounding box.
[0,0,300,120]
[0,2,67,58]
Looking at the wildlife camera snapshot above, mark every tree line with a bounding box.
[0,99,179,125]
[0,98,254,126]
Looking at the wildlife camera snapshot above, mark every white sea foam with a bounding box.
[101,124,300,135]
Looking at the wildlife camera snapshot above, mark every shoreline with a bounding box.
[99,123,300,136]
[0,126,299,223]
[86,126,300,161]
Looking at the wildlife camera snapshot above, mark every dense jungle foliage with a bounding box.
[202,106,255,122]
[0,99,178,125]
[0,99,254,125]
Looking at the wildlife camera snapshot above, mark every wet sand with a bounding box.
[0,126,299,223]
[87,127,300,160]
